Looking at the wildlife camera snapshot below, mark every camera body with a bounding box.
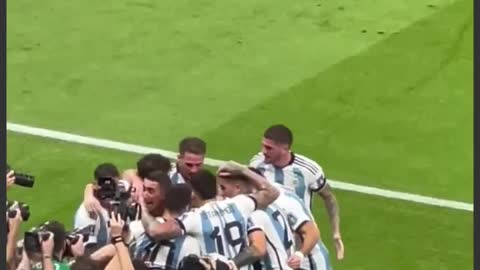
[94,177,139,222]
[7,201,30,221]
[63,225,94,258]
[23,226,51,254]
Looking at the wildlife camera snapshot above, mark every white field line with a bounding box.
[6,122,474,212]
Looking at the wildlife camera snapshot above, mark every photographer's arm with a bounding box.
[7,210,22,264]
[15,249,31,270]
[41,234,55,270]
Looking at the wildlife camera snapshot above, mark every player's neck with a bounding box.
[274,152,294,168]
[162,209,177,219]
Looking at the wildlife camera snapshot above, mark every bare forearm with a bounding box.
[243,168,279,208]
[232,246,264,268]
[84,183,94,198]
[6,228,19,263]
[42,258,55,270]
[298,223,320,255]
[141,212,180,240]
[90,244,116,263]
[114,243,135,270]
[323,193,340,237]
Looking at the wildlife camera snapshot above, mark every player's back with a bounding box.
[273,184,331,270]
[249,206,294,270]
[131,217,201,270]
[178,195,257,260]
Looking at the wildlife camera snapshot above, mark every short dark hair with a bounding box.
[264,124,293,146]
[248,167,264,177]
[179,137,207,155]
[71,256,101,270]
[165,184,192,214]
[94,163,119,180]
[42,221,66,255]
[144,170,172,192]
[137,153,172,179]
[189,169,217,200]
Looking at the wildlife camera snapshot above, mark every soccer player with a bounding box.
[217,169,295,270]
[132,183,201,269]
[169,137,207,184]
[273,182,332,270]
[249,124,344,260]
[139,162,280,269]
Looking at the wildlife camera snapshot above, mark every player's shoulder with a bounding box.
[249,152,266,166]
[292,153,323,175]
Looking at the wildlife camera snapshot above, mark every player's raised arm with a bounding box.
[140,196,183,240]
[219,161,279,209]
[232,218,267,269]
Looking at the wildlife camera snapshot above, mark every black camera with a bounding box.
[24,227,51,254]
[7,201,30,221]
[7,164,35,188]
[63,225,94,258]
[95,178,139,221]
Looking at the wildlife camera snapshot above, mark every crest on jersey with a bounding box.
[287,213,298,226]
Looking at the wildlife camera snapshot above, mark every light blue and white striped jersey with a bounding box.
[176,195,257,260]
[249,153,327,211]
[248,207,294,270]
[128,218,201,270]
[273,183,332,270]
[169,163,186,184]
[73,203,110,248]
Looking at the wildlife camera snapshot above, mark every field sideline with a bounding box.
[7,0,472,269]
[7,121,474,212]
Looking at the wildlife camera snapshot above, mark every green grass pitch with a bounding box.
[7,0,472,269]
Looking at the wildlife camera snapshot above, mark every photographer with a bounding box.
[74,163,122,250]
[82,154,172,216]
[16,221,85,270]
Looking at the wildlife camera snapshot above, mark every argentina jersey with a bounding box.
[273,184,331,270]
[130,218,201,270]
[169,163,186,184]
[249,152,327,211]
[249,206,295,270]
[176,195,257,261]
[73,203,110,248]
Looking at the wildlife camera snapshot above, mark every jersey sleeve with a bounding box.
[248,153,264,168]
[305,160,327,192]
[74,204,96,229]
[282,196,311,232]
[231,194,257,216]
[175,211,201,236]
[247,210,268,234]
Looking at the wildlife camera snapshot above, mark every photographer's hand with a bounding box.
[109,213,135,270]
[70,237,85,258]
[41,233,55,270]
[6,170,15,189]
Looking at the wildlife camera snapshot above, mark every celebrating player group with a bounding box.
[78,124,343,270]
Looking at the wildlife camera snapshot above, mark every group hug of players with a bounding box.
[76,124,344,270]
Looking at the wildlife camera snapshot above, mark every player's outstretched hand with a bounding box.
[334,236,345,260]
